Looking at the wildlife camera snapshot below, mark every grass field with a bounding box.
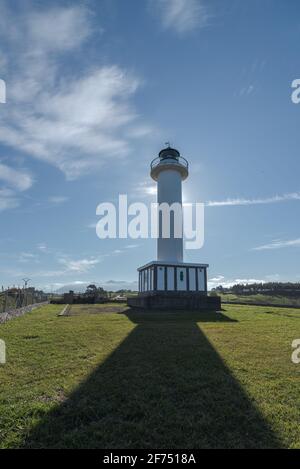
[0,303,299,449]
[218,293,300,307]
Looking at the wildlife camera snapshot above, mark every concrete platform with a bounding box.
[127,291,221,311]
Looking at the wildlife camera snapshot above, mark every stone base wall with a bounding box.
[0,302,49,324]
[127,293,221,311]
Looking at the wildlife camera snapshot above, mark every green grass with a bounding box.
[0,303,299,449]
[219,293,300,307]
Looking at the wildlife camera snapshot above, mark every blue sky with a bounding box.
[0,0,299,291]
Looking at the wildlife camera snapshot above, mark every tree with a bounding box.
[85,284,97,295]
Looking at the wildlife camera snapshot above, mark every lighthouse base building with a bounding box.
[127,146,221,311]
[128,261,220,311]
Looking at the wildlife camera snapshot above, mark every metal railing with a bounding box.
[150,155,189,172]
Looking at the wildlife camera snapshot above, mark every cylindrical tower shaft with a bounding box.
[157,169,183,262]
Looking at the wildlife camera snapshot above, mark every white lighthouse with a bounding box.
[151,146,187,263]
[128,145,220,311]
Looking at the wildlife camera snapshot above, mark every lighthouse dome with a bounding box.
[150,146,189,181]
[158,147,180,160]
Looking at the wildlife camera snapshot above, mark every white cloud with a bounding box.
[1,65,141,179]
[145,185,157,196]
[206,192,300,207]
[48,196,68,204]
[0,4,151,180]
[31,269,68,278]
[37,243,48,252]
[153,0,208,33]
[134,181,157,197]
[27,6,93,53]
[59,257,100,273]
[18,252,39,263]
[14,246,135,281]
[208,276,266,290]
[253,238,300,251]
[264,274,281,281]
[0,188,19,211]
[42,279,138,292]
[0,162,34,211]
[209,275,225,283]
[104,279,138,290]
[0,162,33,191]
[239,84,255,97]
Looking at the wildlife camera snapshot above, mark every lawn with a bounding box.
[0,303,299,449]
[218,292,300,307]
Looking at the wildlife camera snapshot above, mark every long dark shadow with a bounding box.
[22,310,282,449]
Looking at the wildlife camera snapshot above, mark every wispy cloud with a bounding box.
[253,238,300,251]
[134,181,157,197]
[58,257,100,273]
[206,192,300,207]
[0,188,19,211]
[37,243,48,252]
[26,6,93,53]
[153,0,209,34]
[0,3,151,180]
[0,162,34,211]
[18,252,39,263]
[239,84,255,97]
[48,196,69,204]
[0,162,33,191]
[44,279,139,293]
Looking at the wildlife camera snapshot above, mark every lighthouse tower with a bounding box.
[151,146,187,263]
[127,145,220,311]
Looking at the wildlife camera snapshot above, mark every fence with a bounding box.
[0,288,48,314]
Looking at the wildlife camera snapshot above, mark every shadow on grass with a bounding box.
[22,310,282,449]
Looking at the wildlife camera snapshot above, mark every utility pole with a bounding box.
[22,278,31,307]
[3,289,7,313]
